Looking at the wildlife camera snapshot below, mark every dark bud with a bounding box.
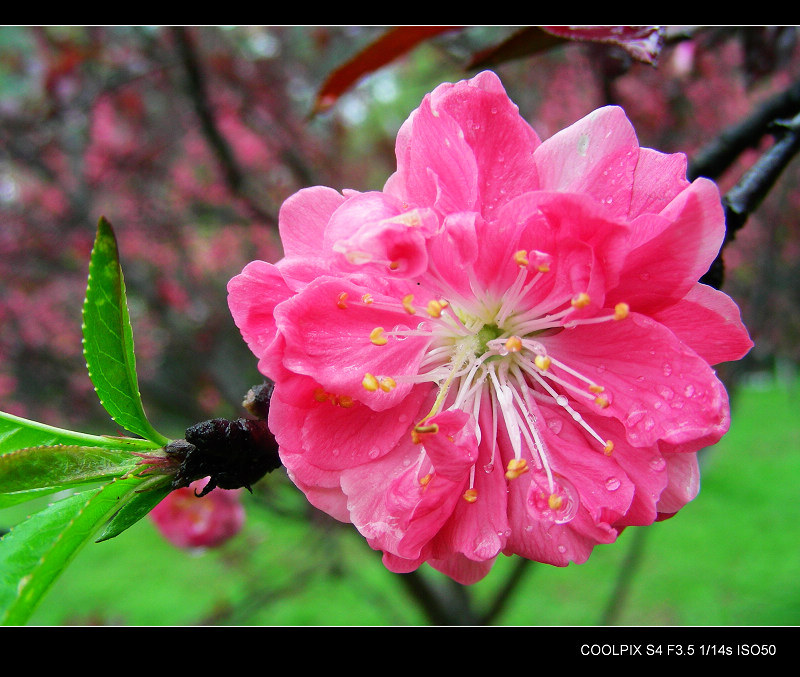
[242,380,275,419]
[172,418,282,497]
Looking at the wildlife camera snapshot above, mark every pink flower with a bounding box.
[150,478,245,549]
[228,71,752,584]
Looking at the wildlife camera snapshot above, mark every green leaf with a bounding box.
[95,477,172,543]
[0,410,161,456]
[0,444,143,504]
[82,217,169,446]
[0,475,146,625]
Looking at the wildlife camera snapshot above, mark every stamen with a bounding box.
[361,294,374,304]
[603,440,615,455]
[534,354,551,371]
[427,299,444,318]
[514,250,529,267]
[505,336,523,353]
[505,458,529,480]
[379,377,397,392]
[336,292,348,309]
[614,302,630,320]
[548,494,563,511]
[369,327,388,346]
[362,373,379,391]
[463,488,478,503]
[419,473,432,487]
[414,423,439,435]
[571,292,591,309]
[402,294,416,314]
[530,250,552,272]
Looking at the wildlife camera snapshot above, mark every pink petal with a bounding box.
[275,276,432,411]
[279,186,346,258]
[549,313,730,449]
[270,371,429,471]
[652,283,753,365]
[608,178,727,312]
[533,106,639,220]
[628,147,690,218]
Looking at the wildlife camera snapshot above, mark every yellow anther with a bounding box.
[388,261,400,270]
[402,294,416,315]
[369,327,388,346]
[514,249,529,266]
[571,292,591,309]
[413,423,439,435]
[379,377,397,392]
[313,387,329,403]
[594,396,610,409]
[603,440,615,456]
[589,384,605,394]
[336,292,348,309]
[419,473,432,487]
[361,294,373,304]
[614,302,630,320]
[337,395,354,408]
[463,488,478,503]
[505,336,523,353]
[534,354,552,371]
[531,250,552,272]
[548,493,564,511]
[427,300,444,318]
[362,373,379,392]
[505,458,529,480]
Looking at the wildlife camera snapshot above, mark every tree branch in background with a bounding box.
[701,110,800,289]
[170,27,276,226]
[479,557,532,625]
[396,570,481,625]
[689,77,800,182]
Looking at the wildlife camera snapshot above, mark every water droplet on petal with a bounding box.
[662,362,673,376]
[649,456,666,472]
[547,418,563,435]
[483,462,494,474]
[626,409,646,429]
[657,385,674,400]
[392,324,410,341]
[684,384,695,397]
[557,544,567,554]
[527,474,579,525]
[606,477,621,491]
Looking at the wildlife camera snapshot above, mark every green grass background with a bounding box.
[12,378,800,626]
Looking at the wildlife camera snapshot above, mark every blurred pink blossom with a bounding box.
[229,70,752,584]
[150,478,245,550]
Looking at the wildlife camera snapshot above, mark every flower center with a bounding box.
[355,249,630,519]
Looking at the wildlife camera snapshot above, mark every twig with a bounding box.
[170,27,276,225]
[600,527,649,625]
[479,556,532,625]
[395,570,481,625]
[701,110,800,289]
[689,77,800,182]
